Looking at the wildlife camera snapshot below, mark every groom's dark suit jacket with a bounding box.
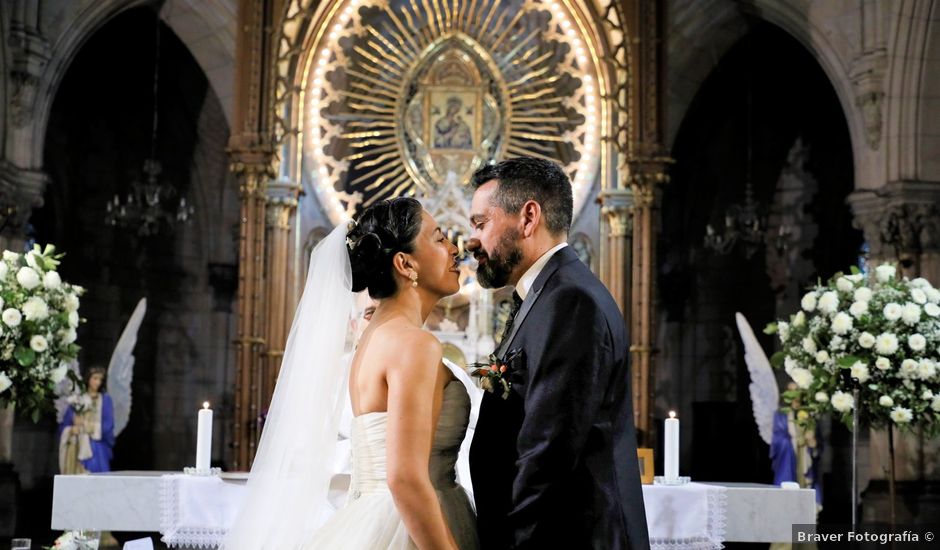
[469,246,649,550]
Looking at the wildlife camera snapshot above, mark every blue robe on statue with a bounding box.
[770,410,822,506]
[58,393,115,473]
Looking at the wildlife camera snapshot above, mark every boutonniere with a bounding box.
[470,349,522,400]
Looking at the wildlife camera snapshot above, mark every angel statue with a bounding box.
[56,298,146,474]
[735,313,822,510]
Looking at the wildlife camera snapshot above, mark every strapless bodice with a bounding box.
[349,380,471,495]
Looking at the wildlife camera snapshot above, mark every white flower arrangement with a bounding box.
[766,263,940,435]
[0,244,84,421]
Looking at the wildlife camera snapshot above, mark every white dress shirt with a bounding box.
[515,242,568,300]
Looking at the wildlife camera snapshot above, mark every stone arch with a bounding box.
[27,0,235,169]
[669,1,870,188]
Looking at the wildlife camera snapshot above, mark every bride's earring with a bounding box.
[410,272,418,288]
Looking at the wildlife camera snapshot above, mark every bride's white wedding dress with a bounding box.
[305,368,481,549]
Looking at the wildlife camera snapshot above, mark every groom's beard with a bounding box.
[474,228,523,289]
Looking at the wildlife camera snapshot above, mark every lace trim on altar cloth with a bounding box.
[649,484,728,550]
[160,474,232,548]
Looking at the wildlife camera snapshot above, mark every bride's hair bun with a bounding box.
[346,197,423,298]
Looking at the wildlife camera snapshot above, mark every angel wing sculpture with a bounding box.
[734,312,780,445]
[107,298,147,437]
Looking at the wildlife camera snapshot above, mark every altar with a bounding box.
[52,472,815,548]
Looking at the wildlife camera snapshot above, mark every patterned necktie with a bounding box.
[498,291,524,346]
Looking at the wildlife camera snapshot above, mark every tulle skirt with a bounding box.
[304,485,479,550]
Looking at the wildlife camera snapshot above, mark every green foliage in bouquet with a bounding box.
[0,244,85,421]
[765,264,940,436]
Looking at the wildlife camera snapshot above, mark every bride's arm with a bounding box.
[385,330,459,550]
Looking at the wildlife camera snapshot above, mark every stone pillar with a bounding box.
[0,162,48,250]
[261,178,301,409]
[848,181,940,280]
[229,151,272,470]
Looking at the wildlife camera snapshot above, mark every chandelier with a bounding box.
[104,9,193,236]
[704,75,765,259]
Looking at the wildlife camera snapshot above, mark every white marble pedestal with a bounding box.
[53,472,815,546]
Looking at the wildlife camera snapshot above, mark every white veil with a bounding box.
[222,224,354,549]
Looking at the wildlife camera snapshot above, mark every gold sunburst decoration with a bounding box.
[303,0,601,224]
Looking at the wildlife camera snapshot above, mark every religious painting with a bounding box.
[431,93,476,150]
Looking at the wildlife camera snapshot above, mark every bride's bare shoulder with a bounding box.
[378,324,442,369]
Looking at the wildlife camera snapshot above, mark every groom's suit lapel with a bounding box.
[495,246,578,358]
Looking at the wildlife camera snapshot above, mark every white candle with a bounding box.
[196,401,213,470]
[664,410,679,481]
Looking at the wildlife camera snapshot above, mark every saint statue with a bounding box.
[57,366,115,474]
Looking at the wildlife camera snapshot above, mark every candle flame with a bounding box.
[669,410,676,419]
[203,401,210,409]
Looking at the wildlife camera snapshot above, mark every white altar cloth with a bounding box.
[53,472,815,548]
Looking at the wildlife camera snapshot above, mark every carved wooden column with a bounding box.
[228,0,279,470]
[230,153,272,470]
[598,0,668,446]
[261,178,301,409]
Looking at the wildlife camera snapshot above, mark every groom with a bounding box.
[467,157,649,550]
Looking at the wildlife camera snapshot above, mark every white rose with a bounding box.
[43,271,61,290]
[2,308,22,328]
[900,359,919,378]
[854,287,873,302]
[901,302,921,325]
[21,296,49,322]
[64,294,80,313]
[925,303,940,317]
[858,332,876,349]
[879,395,894,407]
[926,287,940,304]
[917,359,936,380]
[2,251,19,262]
[850,361,870,383]
[790,368,813,390]
[0,372,10,394]
[908,333,927,352]
[831,312,853,335]
[29,335,48,353]
[883,303,903,322]
[924,389,935,400]
[815,391,829,403]
[911,288,928,304]
[890,406,913,424]
[836,277,854,292]
[815,350,830,364]
[50,364,68,384]
[875,356,891,370]
[932,397,940,412]
[818,291,839,314]
[784,356,798,374]
[24,252,40,271]
[777,322,790,342]
[801,292,817,312]
[876,264,896,282]
[0,262,7,279]
[849,301,869,318]
[910,277,931,289]
[846,274,864,283]
[831,391,855,412]
[793,311,806,327]
[68,311,79,328]
[802,337,817,355]
[15,266,40,290]
[875,333,899,355]
[0,297,4,311]
[59,328,77,345]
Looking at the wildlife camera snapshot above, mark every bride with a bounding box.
[223,197,480,550]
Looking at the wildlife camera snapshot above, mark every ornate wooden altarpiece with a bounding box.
[228,0,668,470]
